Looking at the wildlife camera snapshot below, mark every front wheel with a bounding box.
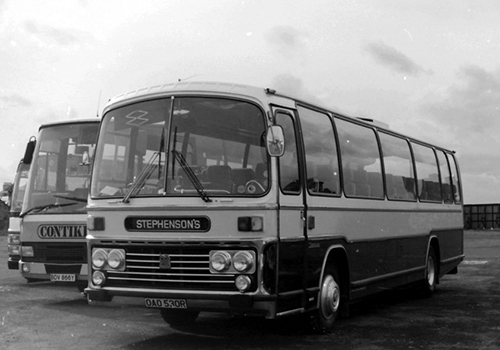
[160,309,199,328]
[307,264,342,333]
[76,282,87,293]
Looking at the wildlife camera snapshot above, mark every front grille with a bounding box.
[101,243,257,292]
[24,242,87,264]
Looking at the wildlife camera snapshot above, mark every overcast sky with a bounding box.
[1,0,499,204]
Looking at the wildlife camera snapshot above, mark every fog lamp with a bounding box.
[235,275,252,292]
[92,271,106,286]
[210,251,232,272]
[92,248,108,269]
[233,251,254,272]
[107,249,125,270]
[22,263,30,273]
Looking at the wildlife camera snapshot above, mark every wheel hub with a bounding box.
[320,275,340,319]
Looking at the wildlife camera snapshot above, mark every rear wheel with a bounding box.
[308,264,341,333]
[421,246,437,296]
[160,309,199,327]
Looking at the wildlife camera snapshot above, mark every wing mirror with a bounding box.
[22,136,36,165]
[266,125,285,157]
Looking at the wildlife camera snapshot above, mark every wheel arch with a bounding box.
[320,245,351,301]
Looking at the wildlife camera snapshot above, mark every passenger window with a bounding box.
[436,151,453,203]
[412,143,441,202]
[276,112,300,194]
[297,106,340,196]
[446,153,462,204]
[335,118,383,199]
[379,133,416,201]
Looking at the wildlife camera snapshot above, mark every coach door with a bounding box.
[273,107,309,312]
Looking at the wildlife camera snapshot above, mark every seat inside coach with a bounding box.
[174,164,269,194]
[231,168,256,193]
[309,164,339,194]
[342,168,417,200]
[206,165,232,192]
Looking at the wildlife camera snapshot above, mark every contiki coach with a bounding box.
[19,119,99,291]
[7,156,31,270]
[86,82,464,332]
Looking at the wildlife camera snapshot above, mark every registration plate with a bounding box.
[145,298,187,309]
[50,274,76,282]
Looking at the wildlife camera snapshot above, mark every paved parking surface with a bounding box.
[1,230,499,350]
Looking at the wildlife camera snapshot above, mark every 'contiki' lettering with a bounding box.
[37,225,87,239]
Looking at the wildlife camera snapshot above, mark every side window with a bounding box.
[446,153,462,204]
[276,112,300,194]
[335,118,383,199]
[379,133,416,201]
[436,151,453,203]
[297,106,340,196]
[412,143,441,202]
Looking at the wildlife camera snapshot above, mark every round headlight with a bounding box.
[233,251,254,272]
[235,275,252,292]
[107,249,125,270]
[211,251,232,272]
[92,248,108,269]
[92,271,106,286]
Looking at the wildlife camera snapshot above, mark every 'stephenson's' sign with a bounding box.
[125,216,210,232]
[37,224,87,239]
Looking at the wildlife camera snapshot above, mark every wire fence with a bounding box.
[464,204,500,230]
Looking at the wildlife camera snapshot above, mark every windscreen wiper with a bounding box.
[20,202,77,218]
[53,194,87,203]
[172,149,211,203]
[122,152,159,203]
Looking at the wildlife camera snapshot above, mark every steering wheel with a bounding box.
[245,180,265,194]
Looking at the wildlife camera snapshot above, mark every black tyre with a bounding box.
[421,245,437,297]
[76,282,87,293]
[308,264,341,333]
[160,309,199,327]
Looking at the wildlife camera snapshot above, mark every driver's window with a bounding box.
[277,112,300,194]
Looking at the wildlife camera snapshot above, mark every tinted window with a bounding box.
[412,143,441,202]
[298,106,340,196]
[436,151,453,203]
[277,112,300,194]
[446,153,462,204]
[379,132,416,201]
[335,118,383,198]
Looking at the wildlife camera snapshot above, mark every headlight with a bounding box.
[21,246,34,257]
[9,245,21,255]
[233,251,254,272]
[92,248,126,271]
[107,249,125,270]
[7,234,20,245]
[92,248,108,269]
[209,250,256,274]
[210,251,232,272]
